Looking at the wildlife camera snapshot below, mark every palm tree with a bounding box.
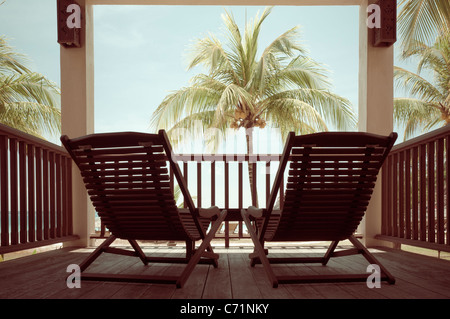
[394,32,450,140]
[398,0,450,50]
[0,36,61,138]
[151,7,356,204]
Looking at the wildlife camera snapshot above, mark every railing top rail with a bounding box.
[0,122,67,154]
[173,154,283,162]
[391,125,450,154]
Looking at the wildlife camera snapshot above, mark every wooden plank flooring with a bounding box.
[1,240,450,300]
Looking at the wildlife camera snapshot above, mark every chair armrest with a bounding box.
[198,206,221,218]
[247,206,263,218]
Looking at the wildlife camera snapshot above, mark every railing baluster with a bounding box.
[399,151,405,238]
[447,136,450,246]
[405,149,411,239]
[183,162,188,209]
[393,153,398,237]
[437,138,445,245]
[49,152,56,239]
[19,141,27,244]
[56,153,62,238]
[419,144,426,241]
[62,155,68,236]
[211,161,215,206]
[197,161,201,208]
[265,161,270,206]
[0,135,8,247]
[42,149,49,240]
[238,161,244,238]
[27,143,35,242]
[427,141,435,243]
[387,154,393,236]
[224,161,229,247]
[238,162,243,210]
[66,158,73,236]
[252,161,257,206]
[381,158,388,235]
[36,147,43,241]
[10,138,18,245]
[412,146,419,240]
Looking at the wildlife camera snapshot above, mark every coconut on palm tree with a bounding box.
[151,7,356,204]
[394,31,450,140]
[0,36,61,138]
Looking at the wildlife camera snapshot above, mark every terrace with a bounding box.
[1,120,449,300]
[1,0,450,301]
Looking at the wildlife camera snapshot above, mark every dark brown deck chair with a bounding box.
[241,131,397,288]
[61,130,227,288]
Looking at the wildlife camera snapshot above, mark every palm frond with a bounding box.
[394,66,445,102]
[398,0,450,50]
[187,34,239,83]
[264,98,324,140]
[0,73,61,137]
[0,101,61,138]
[263,88,356,131]
[0,36,30,74]
[250,27,308,97]
[150,85,221,131]
[166,110,231,153]
[243,7,273,71]
[394,97,443,140]
[269,56,331,92]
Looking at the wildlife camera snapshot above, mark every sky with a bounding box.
[92,5,360,138]
[0,1,362,147]
[0,1,416,208]
[0,1,419,147]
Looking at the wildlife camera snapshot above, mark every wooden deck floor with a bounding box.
[1,240,450,302]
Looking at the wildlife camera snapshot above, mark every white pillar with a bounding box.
[358,0,394,248]
[60,0,95,247]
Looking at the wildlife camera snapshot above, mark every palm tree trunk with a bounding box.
[246,127,258,206]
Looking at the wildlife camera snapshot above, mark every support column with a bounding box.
[60,0,95,247]
[358,0,395,248]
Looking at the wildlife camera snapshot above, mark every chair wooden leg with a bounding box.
[241,233,395,287]
[74,214,231,288]
[128,239,149,265]
[241,210,278,288]
[79,235,116,272]
[176,210,227,288]
[322,241,339,265]
[206,243,219,268]
[348,235,396,284]
[196,223,219,268]
[185,240,195,259]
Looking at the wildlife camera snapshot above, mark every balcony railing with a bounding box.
[95,154,285,247]
[176,154,284,246]
[2,121,449,254]
[0,123,78,254]
[379,125,450,253]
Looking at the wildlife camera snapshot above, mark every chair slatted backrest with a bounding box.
[263,131,397,242]
[61,130,200,241]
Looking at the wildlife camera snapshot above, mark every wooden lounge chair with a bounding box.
[241,131,397,288]
[61,130,227,288]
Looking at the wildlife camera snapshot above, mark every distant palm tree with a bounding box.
[151,7,356,204]
[0,36,61,138]
[394,32,450,140]
[398,0,450,50]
